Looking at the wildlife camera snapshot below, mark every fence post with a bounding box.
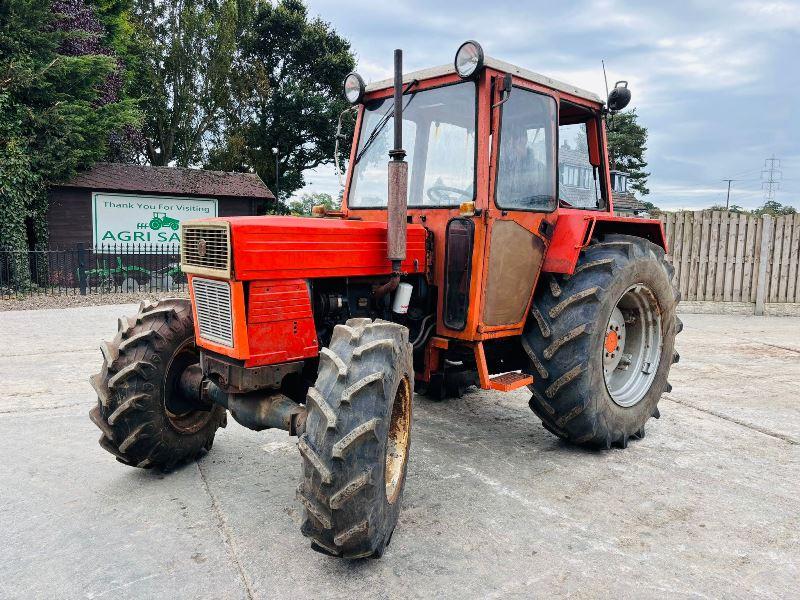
[77,243,87,295]
[754,215,773,316]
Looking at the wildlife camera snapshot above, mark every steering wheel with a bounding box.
[426,185,472,205]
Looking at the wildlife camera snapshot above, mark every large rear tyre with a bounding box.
[89,299,226,470]
[298,318,413,559]
[522,235,681,449]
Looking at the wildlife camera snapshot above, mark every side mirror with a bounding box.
[492,73,513,108]
[334,106,358,187]
[607,80,631,113]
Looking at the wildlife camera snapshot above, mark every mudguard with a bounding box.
[542,209,666,275]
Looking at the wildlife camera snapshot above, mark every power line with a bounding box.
[761,155,782,202]
[727,166,763,179]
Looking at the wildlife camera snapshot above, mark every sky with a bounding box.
[295,0,800,211]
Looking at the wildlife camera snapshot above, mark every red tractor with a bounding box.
[90,42,680,559]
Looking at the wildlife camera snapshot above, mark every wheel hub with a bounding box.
[603,306,626,374]
[604,329,619,354]
[163,340,215,434]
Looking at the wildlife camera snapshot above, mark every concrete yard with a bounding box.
[1,305,798,599]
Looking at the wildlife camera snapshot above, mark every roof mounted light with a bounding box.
[454,40,484,79]
[343,72,365,104]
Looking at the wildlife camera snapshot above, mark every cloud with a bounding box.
[298,0,798,210]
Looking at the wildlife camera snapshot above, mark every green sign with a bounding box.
[92,193,218,249]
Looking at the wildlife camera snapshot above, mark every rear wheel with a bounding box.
[89,299,226,470]
[298,318,413,559]
[522,235,681,448]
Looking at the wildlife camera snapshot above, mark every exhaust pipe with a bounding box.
[386,49,408,274]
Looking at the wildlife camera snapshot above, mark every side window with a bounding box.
[558,122,602,209]
[495,88,557,211]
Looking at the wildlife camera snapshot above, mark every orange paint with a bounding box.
[605,330,619,354]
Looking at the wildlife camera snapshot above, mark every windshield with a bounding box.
[348,82,476,208]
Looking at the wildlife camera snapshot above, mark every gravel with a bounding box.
[0,291,188,312]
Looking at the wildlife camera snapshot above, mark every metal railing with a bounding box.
[0,243,187,298]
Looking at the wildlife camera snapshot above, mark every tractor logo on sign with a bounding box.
[197,239,208,258]
[139,211,180,231]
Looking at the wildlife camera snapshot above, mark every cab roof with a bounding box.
[365,56,603,105]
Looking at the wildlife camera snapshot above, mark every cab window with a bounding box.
[558,101,605,210]
[495,88,557,211]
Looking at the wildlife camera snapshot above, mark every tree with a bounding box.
[708,204,748,213]
[0,0,138,284]
[286,191,339,215]
[607,109,650,196]
[753,200,796,216]
[641,200,659,212]
[127,0,248,166]
[207,0,355,200]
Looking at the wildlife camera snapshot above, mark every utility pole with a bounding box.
[271,147,280,200]
[721,179,736,210]
[761,155,781,202]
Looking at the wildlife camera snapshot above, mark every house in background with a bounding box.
[610,170,649,217]
[557,138,649,217]
[558,144,599,209]
[46,163,274,249]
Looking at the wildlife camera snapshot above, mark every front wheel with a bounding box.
[89,299,226,470]
[297,318,413,559]
[522,235,681,448]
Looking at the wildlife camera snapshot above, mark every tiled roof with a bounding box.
[58,163,274,200]
[613,191,648,213]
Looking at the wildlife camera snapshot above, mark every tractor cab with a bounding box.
[344,47,609,216]
[334,43,656,387]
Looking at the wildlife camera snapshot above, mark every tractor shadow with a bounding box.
[411,387,607,460]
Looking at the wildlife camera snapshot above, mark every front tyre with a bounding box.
[298,318,413,559]
[89,299,226,470]
[522,235,681,448]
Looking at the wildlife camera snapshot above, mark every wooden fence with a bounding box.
[660,211,800,314]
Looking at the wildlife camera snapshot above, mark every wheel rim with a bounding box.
[163,340,214,434]
[385,376,411,505]
[603,284,663,408]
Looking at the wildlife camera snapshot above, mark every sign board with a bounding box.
[92,192,218,250]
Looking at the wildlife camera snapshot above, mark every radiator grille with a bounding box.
[192,278,234,347]
[181,222,231,277]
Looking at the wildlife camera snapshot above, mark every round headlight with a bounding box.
[454,40,484,79]
[343,72,365,104]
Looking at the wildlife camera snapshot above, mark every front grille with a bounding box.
[181,222,231,277]
[192,278,234,347]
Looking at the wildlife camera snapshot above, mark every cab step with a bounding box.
[488,372,533,392]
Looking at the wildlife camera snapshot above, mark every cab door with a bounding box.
[478,78,558,336]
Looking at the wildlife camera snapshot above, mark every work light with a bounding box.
[454,40,484,78]
[343,72,365,104]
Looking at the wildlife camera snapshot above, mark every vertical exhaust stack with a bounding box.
[387,49,408,274]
